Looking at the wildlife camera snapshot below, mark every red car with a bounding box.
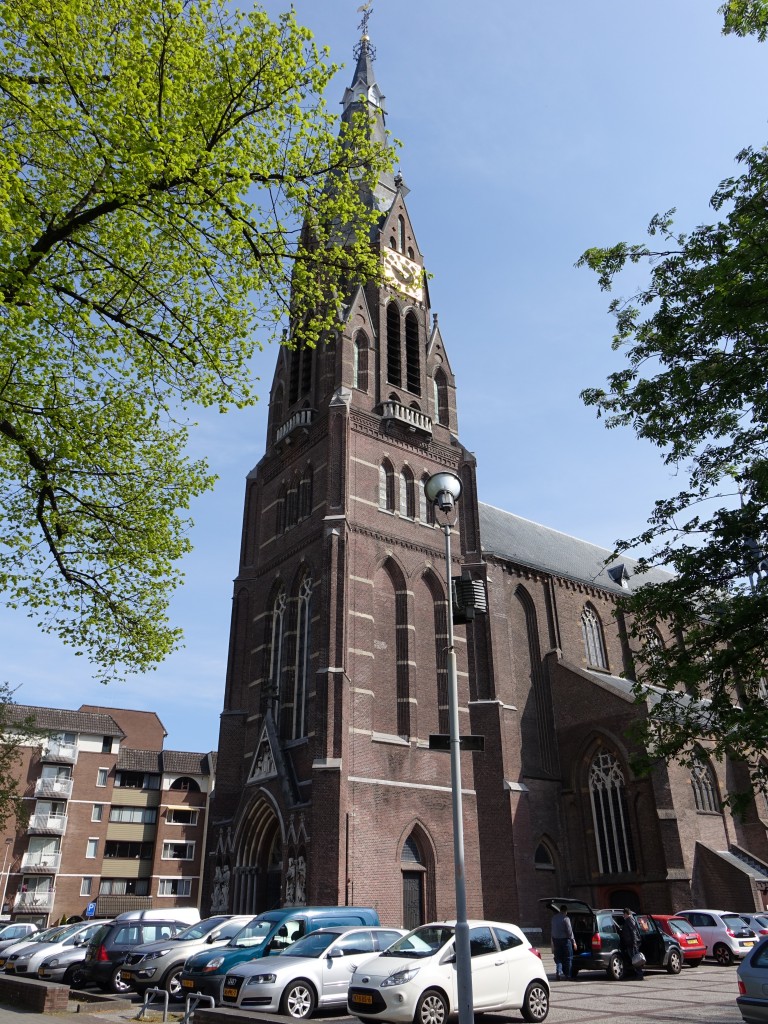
[652,915,706,966]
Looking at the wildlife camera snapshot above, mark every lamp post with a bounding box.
[424,471,473,1024]
[0,838,13,918]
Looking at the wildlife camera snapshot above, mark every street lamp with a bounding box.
[424,471,473,1024]
[0,838,14,918]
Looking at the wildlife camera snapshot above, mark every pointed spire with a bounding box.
[341,5,397,210]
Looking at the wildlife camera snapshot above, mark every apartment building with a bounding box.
[2,704,214,925]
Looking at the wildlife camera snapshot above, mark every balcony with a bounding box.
[28,814,67,836]
[13,890,55,912]
[20,852,61,873]
[381,401,433,439]
[34,778,72,800]
[276,408,315,444]
[40,740,78,765]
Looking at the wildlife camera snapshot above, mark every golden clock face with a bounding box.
[383,249,423,302]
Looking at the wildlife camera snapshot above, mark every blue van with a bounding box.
[179,906,379,1002]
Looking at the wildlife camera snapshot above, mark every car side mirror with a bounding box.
[327,948,344,959]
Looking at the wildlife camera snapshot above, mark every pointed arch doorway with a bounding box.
[401,829,435,930]
[232,796,283,913]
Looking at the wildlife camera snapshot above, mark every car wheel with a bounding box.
[688,958,703,968]
[281,979,317,1019]
[607,953,625,981]
[414,988,449,1024]
[164,966,184,1002]
[521,981,549,1023]
[63,965,85,987]
[109,967,131,994]
[666,949,682,975]
[713,943,734,966]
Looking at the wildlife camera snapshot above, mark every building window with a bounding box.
[588,749,635,874]
[114,770,160,790]
[80,877,93,897]
[98,878,150,896]
[268,589,287,704]
[379,460,395,512]
[162,842,195,861]
[102,736,113,754]
[691,758,721,813]
[353,332,369,392]
[284,575,313,741]
[404,312,421,396]
[386,303,401,387]
[104,840,153,859]
[399,468,415,519]
[86,838,98,859]
[582,604,608,669]
[109,806,158,824]
[167,808,198,826]
[96,768,108,787]
[158,878,192,897]
[433,369,448,425]
[91,804,104,822]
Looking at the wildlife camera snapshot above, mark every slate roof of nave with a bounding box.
[478,502,673,595]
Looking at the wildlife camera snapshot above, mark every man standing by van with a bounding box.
[550,904,576,980]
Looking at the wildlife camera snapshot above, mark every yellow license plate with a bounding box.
[181,979,194,988]
[744,941,755,947]
[352,994,374,1005]
[121,971,133,981]
[223,988,237,999]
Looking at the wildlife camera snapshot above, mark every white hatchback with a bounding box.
[221,926,407,1018]
[347,920,549,1024]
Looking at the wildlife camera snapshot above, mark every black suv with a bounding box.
[542,899,683,980]
[81,916,188,992]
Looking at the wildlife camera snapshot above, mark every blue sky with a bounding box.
[3,1,767,753]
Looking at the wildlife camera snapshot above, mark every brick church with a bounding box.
[205,23,768,933]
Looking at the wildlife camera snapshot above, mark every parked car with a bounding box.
[80,915,190,992]
[0,923,38,951]
[737,936,768,1022]
[120,915,252,1001]
[676,909,757,965]
[180,906,380,1004]
[347,920,549,1024]
[4,920,104,977]
[0,925,61,970]
[651,915,706,966]
[541,899,682,979]
[38,938,100,986]
[222,926,407,1018]
[740,915,768,938]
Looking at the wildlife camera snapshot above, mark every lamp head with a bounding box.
[425,471,462,514]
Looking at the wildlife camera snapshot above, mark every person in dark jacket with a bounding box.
[550,904,576,980]
[620,908,644,979]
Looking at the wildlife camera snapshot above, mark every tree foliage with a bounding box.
[0,685,41,832]
[578,4,768,798]
[0,0,389,680]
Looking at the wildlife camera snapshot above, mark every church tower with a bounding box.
[207,20,493,927]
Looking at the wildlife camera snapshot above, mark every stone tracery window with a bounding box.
[582,604,607,669]
[268,590,287,705]
[588,748,635,874]
[691,757,720,813]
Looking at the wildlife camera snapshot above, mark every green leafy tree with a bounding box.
[0,0,389,680]
[0,685,41,832]
[578,2,768,796]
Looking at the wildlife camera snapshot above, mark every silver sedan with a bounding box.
[221,926,406,1019]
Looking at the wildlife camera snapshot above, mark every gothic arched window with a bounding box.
[399,468,415,519]
[691,757,721,813]
[353,332,369,392]
[379,461,395,511]
[405,312,421,396]
[299,465,313,520]
[433,369,448,425]
[267,589,287,706]
[582,604,607,669]
[419,476,435,525]
[287,576,313,740]
[589,748,636,874]
[275,484,286,536]
[398,215,406,254]
[386,303,401,388]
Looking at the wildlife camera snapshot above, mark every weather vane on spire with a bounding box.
[353,3,376,61]
[357,2,373,38]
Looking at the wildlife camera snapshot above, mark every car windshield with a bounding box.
[381,926,454,959]
[669,919,697,936]
[174,918,231,942]
[723,914,749,929]
[282,931,341,958]
[230,919,274,948]
[38,925,82,944]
